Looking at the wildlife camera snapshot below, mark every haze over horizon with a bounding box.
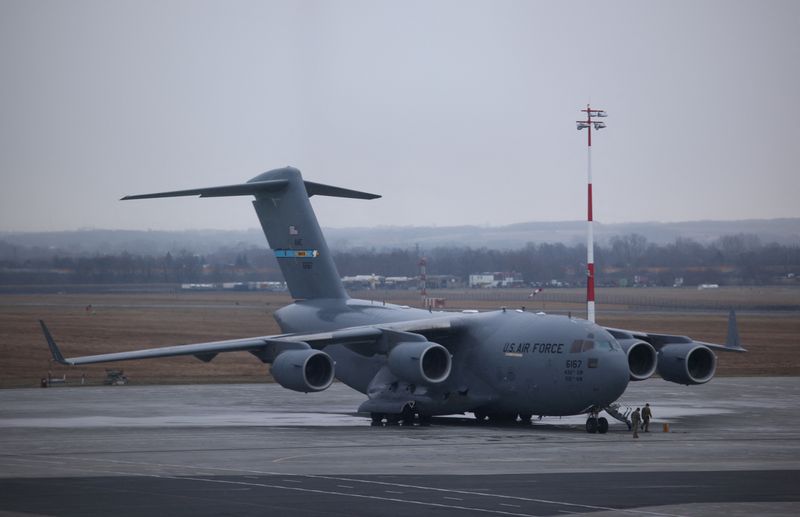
[2,1,798,232]
[1,215,798,234]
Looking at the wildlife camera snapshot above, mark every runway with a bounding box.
[1,377,799,516]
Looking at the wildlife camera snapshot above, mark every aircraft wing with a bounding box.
[39,315,463,366]
[603,310,747,353]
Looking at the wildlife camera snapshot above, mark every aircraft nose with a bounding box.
[605,350,630,402]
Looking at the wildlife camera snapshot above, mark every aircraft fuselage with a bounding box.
[275,299,630,417]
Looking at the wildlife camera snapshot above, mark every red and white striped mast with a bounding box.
[576,105,607,323]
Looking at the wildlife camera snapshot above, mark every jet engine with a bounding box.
[388,341,452,385]
[657,343,716,385]
[619,339,658,381]
[270,349,335,393]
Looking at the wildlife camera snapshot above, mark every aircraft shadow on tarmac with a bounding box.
[345,412,607,433]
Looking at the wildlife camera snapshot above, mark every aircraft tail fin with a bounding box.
[123,166,380,300]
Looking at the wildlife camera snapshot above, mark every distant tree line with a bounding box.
[0,233,798,286]
[0,247,281,285]
[333,233,799,287]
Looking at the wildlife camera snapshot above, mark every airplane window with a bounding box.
[598,338,621,351]
[570,339,597,353]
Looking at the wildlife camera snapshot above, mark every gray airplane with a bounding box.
[41,166,746,432]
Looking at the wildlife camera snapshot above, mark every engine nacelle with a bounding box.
[270,349,335,393]
[657,343,716,385]
[388,341,452,385]
[618,339,658,381]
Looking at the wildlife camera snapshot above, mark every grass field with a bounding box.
[1,287,797,388]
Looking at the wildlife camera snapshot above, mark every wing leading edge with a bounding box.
[40,320,308,366]
[39,316,462,367]
[603,310,747,353]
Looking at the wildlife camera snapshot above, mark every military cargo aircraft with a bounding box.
[41,166,746,432]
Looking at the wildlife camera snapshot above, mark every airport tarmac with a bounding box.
[1,377,799,516]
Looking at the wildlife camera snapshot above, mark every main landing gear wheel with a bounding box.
[489,413,517,424]
[372,404,429,427]
[597,417,609,434]
[399,405,415,426]
[585,417,598,434]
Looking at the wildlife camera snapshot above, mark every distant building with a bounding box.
[342,274,384,289]
[181,283,216,290]
[426,275,464,289]
[180,281,286,291]
[469,274,494,288]
[384,276,416,289]
[469,272,524,288]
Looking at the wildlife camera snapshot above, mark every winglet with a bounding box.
[725,310,747,351]
[39,320,72,365]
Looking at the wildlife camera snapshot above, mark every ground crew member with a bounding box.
[631,408,641,439]
[642,403,652,432]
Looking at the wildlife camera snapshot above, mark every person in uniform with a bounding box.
[631,408,641,439]
[642,403,653,432]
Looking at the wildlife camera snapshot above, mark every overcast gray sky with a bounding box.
[1,0,798,232]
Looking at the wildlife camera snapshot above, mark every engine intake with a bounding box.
[271,349,335,392]
[657,344,716,385]
[619,339,658,381]
[388,341,451,385]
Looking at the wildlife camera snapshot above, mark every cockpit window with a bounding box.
[571,339,619,353]
[569,339,595,353]
[597,339,620,351]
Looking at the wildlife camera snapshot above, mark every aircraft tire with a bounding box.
[490,413,517,424]
[370,413,384,427]
[518,413,532,424]
[474,410,487,423]
[586,417,598,434]
[598,417,609,434]
[400,405,415,426]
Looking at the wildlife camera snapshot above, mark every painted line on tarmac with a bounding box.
[26,453,685,517]
[2,456,534,516]
[163,475,541,517]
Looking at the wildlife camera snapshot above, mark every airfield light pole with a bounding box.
[576,105,607,323]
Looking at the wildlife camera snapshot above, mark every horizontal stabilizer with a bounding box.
[120,166,380,300]
[122,179,380,201]
[121,179,290,200]
[304,180,380,200]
